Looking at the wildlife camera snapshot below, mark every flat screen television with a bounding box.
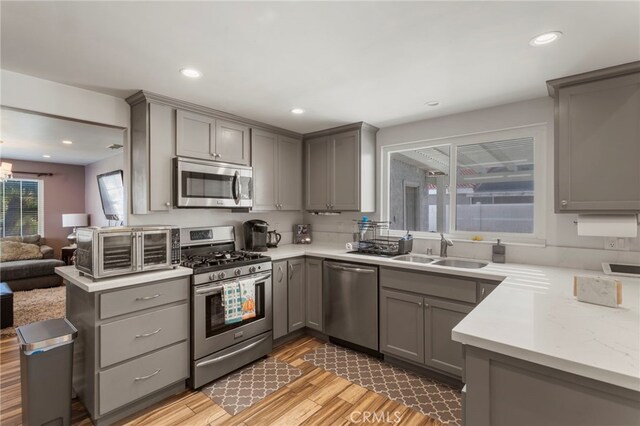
[96,170,124,221]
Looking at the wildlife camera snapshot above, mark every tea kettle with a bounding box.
[267,230,282,248]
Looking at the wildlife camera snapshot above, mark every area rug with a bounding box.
[303,343,462,426]
[201,356,302,416]
[0,285,66,338]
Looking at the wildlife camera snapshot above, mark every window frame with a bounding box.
[381,124,547,244]
[1,178,45,238]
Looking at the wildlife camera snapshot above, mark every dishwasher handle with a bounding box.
[325,262,376,274]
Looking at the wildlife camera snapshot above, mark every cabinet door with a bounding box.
[272,260,288,339]
[423,297,472,376]
[148,103,174,211]
[277,136,303,211]
[305,258,323,332]
[251,130,278,211]
[380,288,424,364]
[557,73,640,212]
[287,258,306,332]
[215,120,250,165]
[330,130,360,211]
[176,110,215,160]
[305,136,331,210]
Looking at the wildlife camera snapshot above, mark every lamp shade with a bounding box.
[62,213,88,228]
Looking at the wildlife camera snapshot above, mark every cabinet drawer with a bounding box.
[99,341,188,415]
[99,277,189,319]
[100,303,189,368]
[380,267,477,304]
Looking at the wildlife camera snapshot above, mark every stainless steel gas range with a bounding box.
[180,226,272,388]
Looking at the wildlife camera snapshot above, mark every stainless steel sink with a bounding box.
[431,259,488,269]
[392,254,435,264]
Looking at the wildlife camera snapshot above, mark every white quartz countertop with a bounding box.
[262,244,640,391]
[55,265,193,292]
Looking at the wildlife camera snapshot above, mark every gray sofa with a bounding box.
[0,235,65,291]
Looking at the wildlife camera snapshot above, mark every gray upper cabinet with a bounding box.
[548,62,640,213]
[251,130,302,211]
[277,135,303,210]
[304,122,378,212]
[176,110,216,160]
[129,98,175,214]
[423,297,472,376]
[252,130,278,211]
[305,258,323,332]
[215,119,250,165]
[380,288,425,364]
[287,258,306,332]
[272,260,288,340]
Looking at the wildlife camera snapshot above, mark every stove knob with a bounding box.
[249,266,257,274]
[218,272,226,280]
[234,268,241,276]
[209,273,215,281]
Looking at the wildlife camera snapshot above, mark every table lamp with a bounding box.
[62,213,89,247]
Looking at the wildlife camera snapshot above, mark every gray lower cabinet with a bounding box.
[380,288,425,364]
[463,345,640,426]
[304,258,323,332]
[548,62,640,213]
[272,260,289,339]
[287,258,306,332]
[423,298,472,376]
[379,267,484,379]
[65,276,190,424]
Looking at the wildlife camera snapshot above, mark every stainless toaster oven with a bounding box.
[75,226,180,279]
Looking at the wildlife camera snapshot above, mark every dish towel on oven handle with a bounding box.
[222,281,243,324]
[239,278,257,320]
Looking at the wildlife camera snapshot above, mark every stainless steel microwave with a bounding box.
[174,157,253,208]
[75,226,181,279]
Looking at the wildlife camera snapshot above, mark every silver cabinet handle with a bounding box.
[278,265,284,283]
[165,202,171,207]
[425,303,430,308]
[561,200,568,206]
[289,264,294,280]
[134,369,161,381]
[135,293,161,301]
[418,301,422,307]
[481,287,486,299]
[135,328,162,338]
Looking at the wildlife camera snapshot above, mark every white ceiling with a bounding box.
[0,109,125,165]
[1,2,638,133]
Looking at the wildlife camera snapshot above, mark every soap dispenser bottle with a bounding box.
[492,239,506,263]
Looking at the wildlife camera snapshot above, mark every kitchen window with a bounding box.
[1,179,44,237]
[382,125,546,242]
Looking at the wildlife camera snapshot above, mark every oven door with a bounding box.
[97,231,137,277]
[175,158,252,208]
[140,229,172,271]
[192,271,272,360]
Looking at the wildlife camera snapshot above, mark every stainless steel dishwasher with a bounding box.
[323,260,379,351]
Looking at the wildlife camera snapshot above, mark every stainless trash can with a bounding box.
[16,318,78,426]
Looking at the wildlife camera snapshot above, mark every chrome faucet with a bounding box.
[440,233,453,257]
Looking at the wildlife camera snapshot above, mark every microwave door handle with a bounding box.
[232,171,241,205]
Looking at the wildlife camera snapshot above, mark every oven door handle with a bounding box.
[195,335,270,368]
[195,271,272,295]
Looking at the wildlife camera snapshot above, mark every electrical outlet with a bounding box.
[604,237,627,250]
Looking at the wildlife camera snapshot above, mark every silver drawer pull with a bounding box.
[134,369,161,381]
[135,328,162,338]
[135,293,161,301]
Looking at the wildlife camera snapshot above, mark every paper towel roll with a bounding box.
[576,215,638,237]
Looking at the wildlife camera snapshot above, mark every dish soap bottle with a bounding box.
[492,239,506,263]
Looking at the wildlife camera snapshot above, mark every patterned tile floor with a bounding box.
[303,343,462,426]
[201,357,302,415]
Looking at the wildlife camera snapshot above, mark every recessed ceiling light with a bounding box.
[180,68,201,78]
[425,101,440,107]
[290,108,304,114]
[62,140,73,145]
[42,154,51,158]
[529,31,563,46]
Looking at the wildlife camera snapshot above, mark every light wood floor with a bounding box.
[0,335,442,425]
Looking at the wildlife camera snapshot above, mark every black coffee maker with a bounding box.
[243,220,269,252]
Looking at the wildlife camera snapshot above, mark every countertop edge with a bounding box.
[55,266,193,292]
